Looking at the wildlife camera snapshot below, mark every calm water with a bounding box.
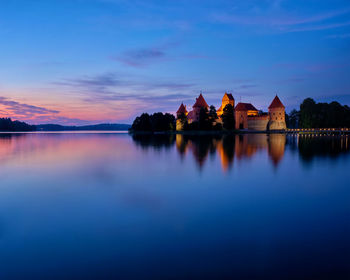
[0,132,349,280]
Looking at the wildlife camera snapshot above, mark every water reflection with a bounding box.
[132,133,175,150]
[132,133,350,171]
[2,133,349,173]
[0,132,349,279]
[294,135,350,162]
[132,134,287,171]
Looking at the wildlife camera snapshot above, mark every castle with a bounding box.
[176,93,286,131]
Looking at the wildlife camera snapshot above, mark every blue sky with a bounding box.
[0,0,350,124]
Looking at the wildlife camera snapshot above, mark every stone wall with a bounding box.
[247,116,269,131]
[235,111,248,129]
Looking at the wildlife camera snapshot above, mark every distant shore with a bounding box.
[0,118,131,132]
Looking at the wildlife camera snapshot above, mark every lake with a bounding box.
[0,132,349,280]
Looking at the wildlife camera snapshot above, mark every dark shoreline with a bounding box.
[128,130,287,135]
[129,129,350,135]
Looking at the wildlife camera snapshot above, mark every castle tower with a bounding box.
[234,103,258,129]
[268,95,286,130]
[176,103,188,131]
[217,93,235,117]
[176,103,188,119]
[192,93,209,122]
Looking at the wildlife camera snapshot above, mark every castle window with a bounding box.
[279,113,281,115]
[273,112,275,115]
[276,117,278,120]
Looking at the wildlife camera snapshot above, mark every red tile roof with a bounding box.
[235,102,258,111]
[176,103,187,114]
[268,95,285,109]
[193,94,209,108]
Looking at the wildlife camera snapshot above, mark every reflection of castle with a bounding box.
[176,93,286,131]
[132,134,350,171]
[174,134,286,171]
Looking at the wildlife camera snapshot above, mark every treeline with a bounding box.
[130,104,235,132]
[287,98,350,128]
[130,112,176,132]
[0,118,36,131]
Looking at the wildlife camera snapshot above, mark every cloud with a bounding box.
[112,39,182,67]
[211,5,350,33]
[55,72,197,117]
[57,72,195,99]
[287,21,350,33]
[0,95,118,125]
[0,96,59,118]
[214,8,350,26]
[0,97,93,125]
[236,84,258,89]
[112,40,210,68]
[114,47,167,67]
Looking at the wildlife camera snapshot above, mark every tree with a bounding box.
[288,109,300,128]
[130,112,175,132]
[198,107,211,130]
[131,113,152,131]
[298,98,350,128]
[150,112,175,131]
[222,104,235,130]
[299,98,316,128]
[208,105,218,124]
[0,118,35,131]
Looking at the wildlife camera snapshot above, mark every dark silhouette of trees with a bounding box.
[289,98,350,128]
[209,105,218,123]
[198,107,212,130]
[150,112,176,131]
[299,98,317,128]
[287,109,300,128]
[130,112,175,132]
[0,118,35,131]
[131,113,152,131]
[222,104,235,130]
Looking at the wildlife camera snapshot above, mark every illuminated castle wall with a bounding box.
[176,93,286,131]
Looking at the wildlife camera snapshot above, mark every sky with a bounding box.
[0,0,350,125]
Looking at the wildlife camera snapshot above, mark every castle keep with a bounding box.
[176,93,286,131]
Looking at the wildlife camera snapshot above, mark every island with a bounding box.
[130,92,350,134]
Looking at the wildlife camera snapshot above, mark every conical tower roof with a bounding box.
[268,95,285,109]
[176,103,187,114]
[193,93,209,108]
